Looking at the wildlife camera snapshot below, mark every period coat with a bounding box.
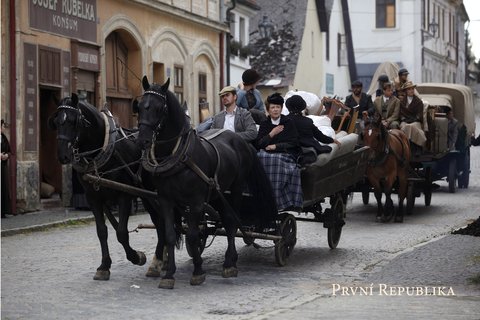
[211,106,258,142]
[373,95,400,128]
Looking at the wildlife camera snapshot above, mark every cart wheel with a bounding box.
[448,158,457,193]
[424,167,432,206]
[362,191,370,205]
[327,194,345,249]
[458,150,470,189]
[406,183,415,215]
[185,222,208,258]
[274,214,297,266]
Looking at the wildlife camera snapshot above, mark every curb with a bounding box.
[1,216,96,237]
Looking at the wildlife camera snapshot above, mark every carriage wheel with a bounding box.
[327,194,345,249]
[424,167,432,206]
[406,182,415,215]
[362,191,370,205]
[458,150,470,189]
[274,214,297,266]
[185,221,208,258]
[448,158,457,193]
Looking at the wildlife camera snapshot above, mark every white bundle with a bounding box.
[306,115,336,140]
[281,90,323,115]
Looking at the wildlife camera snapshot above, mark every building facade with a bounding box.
[2,0,229,211]
[248,0,353,100]
[349,0,469,89]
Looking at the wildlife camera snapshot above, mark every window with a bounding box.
[174,65,184,103]
[326,30,330,61]
[337,34,348,66]
[376,0,396,28]
[198,73,209,122]
[239,17,246,45]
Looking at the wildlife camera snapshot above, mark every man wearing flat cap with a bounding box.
[236,69,265,111]
[394,68,409,94]
[211,85,258,142]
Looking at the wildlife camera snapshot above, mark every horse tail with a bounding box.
[246,145,278,227]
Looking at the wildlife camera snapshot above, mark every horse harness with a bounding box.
[369,129,407,167]
[142,127,224,202]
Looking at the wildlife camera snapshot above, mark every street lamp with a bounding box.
[258,15,274,38]
[423,17,439,41]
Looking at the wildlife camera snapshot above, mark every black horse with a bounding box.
[48,93,166,280]
[134,76,277,289]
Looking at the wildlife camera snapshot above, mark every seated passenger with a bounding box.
[371,82,400,129]
[211,86,258,142]
[285,95,341,155]
[445,106,459,150]
[399,81,426,154]
[256,93,302,211]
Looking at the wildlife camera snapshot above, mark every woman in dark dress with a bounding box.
[285,95,340,155]
[1,119,12,218]
[256,93,303,211]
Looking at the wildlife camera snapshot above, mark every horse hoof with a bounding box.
[394,216,404,223]
[190,273,206,286]
[158,278,175,289]
[93,270,110,281]
[222,267,238,278]
[136,251,147,266]
[376,216,383,223]
[145,257,162,277]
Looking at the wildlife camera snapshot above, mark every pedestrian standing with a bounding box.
[1,119,12,218]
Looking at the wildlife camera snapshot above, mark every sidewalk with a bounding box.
[1,208,95,237]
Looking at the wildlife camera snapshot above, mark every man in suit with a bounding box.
[372,82,400,129]
[211,86,258,142]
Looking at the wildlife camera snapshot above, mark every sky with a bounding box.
[463,0,480,62]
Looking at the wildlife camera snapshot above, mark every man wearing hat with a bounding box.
[236,69,266,117]
[375,74,390,97]
[394,68,409,94]
[211,85,258,142]
[286,95,340,154]
[345,80,374,115]
[399,81,426,153]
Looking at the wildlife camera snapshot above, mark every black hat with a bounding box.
[267,92,284,105]
[242,69,261,85]
[398,68,409,76]
[378,74,389,82]
[285,95,306,112]
[351,80,363,87]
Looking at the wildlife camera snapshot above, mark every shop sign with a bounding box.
[29,0,97,43]
[72,42,99,72]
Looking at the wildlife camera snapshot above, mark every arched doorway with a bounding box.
[105,30,141,128]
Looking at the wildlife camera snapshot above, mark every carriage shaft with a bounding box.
[82,174,158,198]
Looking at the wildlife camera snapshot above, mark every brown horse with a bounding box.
[363,112,411,222]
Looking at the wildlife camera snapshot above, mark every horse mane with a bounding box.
[150,83,191,129]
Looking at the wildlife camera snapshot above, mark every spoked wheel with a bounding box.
[327,194,345,249]
[424,167,432,206]
[185,220,208,258]
[274,214,297,266]
[406,182,415,215]
[448,158,457,193]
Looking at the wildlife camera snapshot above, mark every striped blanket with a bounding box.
[257,150,303,211]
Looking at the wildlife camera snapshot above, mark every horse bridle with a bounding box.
[55,104,90,144]
[138,90,168,134]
